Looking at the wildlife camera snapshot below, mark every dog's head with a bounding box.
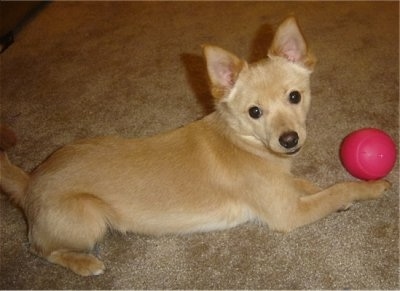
[203,17,316,157]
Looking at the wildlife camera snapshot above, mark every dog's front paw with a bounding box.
[364,180,392,199]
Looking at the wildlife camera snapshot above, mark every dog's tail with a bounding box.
[0,125,30,208]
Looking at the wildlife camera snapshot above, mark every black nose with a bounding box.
[279,131,299,149]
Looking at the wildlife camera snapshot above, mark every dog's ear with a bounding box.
[268,17,316,70]
[202,45,247,99]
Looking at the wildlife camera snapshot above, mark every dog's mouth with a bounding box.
[285,147,302,155]
[253,135,303,156]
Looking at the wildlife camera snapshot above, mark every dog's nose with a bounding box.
[279,131,299,149]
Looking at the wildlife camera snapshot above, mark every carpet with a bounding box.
[0,2,398,289]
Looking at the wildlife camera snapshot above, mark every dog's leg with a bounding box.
[270,180,390,232]
[46,250,105,276]
[293,178,322,195]
[28,192,113,276]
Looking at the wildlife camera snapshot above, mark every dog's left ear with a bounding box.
[203,45,248,100]
[268,17,316,71]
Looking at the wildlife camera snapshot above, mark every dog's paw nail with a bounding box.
[382,180,392,190]
[337,203,352,212]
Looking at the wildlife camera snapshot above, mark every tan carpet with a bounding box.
[1,2,398,289]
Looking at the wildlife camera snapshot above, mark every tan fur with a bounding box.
[0,17,390,276]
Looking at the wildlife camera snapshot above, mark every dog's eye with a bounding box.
[248,106,263,119]
[289,91,301,104]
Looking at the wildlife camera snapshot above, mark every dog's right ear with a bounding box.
[202,45,247,100]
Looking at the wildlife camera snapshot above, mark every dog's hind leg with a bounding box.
[28,192,114,276]
[46,250,105,276]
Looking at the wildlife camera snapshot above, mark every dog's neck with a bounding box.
[203,112,292,172]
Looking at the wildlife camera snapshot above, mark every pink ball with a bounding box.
[340,128,397,180]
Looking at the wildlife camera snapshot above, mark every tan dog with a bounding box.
[0,17,390,276]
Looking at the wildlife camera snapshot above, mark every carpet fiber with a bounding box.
[0,2,398,289]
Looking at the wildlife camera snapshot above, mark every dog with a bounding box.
[0,17,391,276]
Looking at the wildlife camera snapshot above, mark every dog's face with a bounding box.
[222,58,312,156]
[204,17,315,156]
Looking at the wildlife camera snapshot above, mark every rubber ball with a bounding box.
[340,128,397,180]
